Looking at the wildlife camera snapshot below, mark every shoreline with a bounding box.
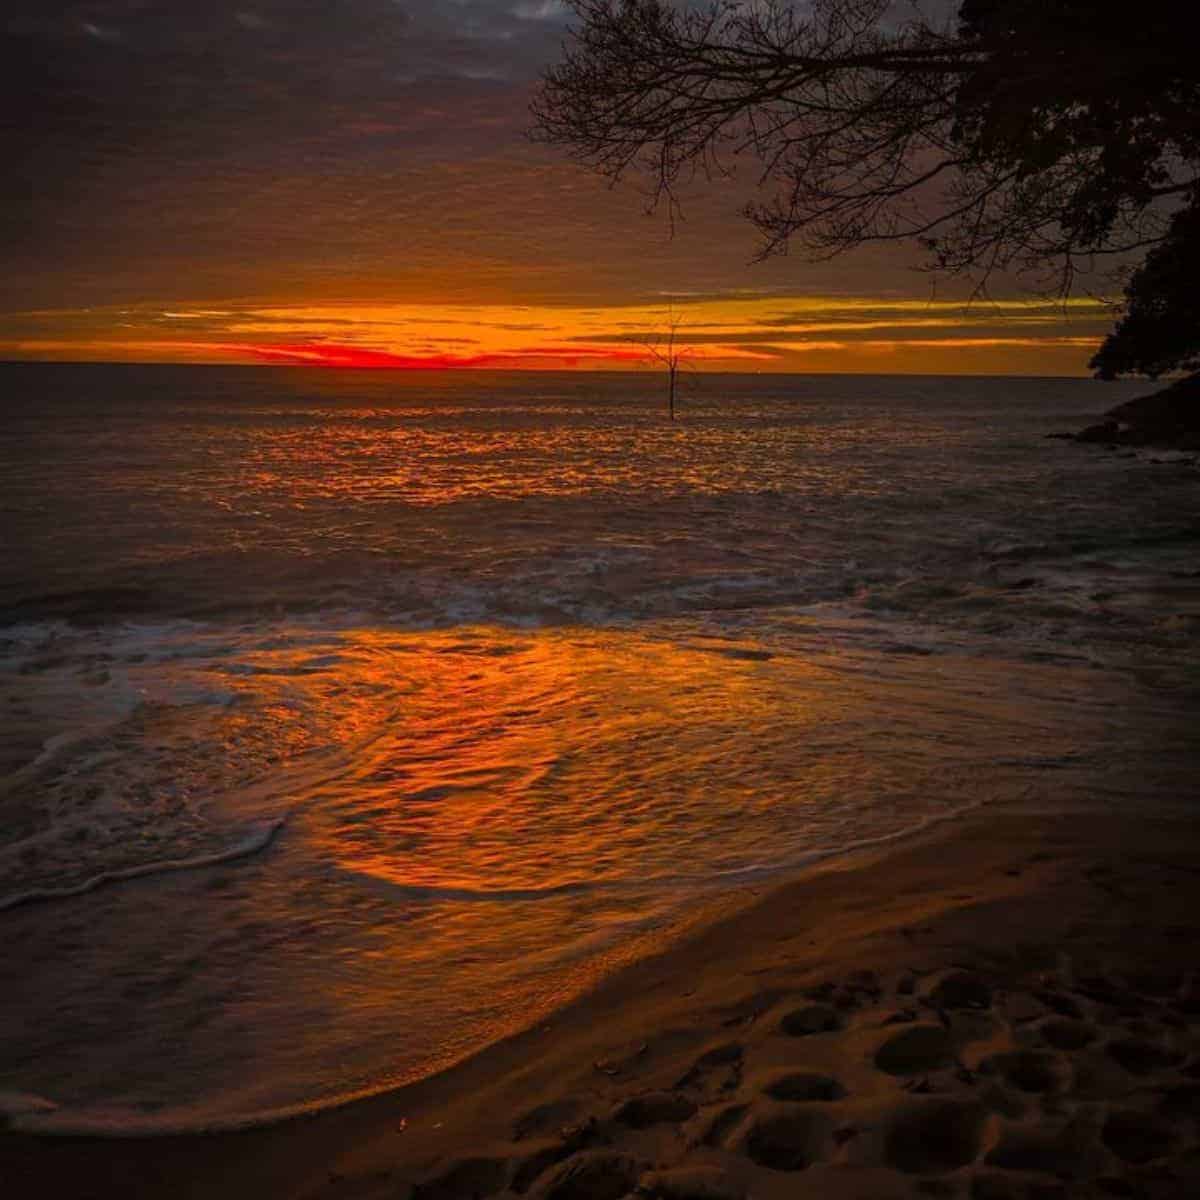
[1,791,998,1141]
[6,800,1200,1199]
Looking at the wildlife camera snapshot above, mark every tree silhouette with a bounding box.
[634,305,690,420]
[531,0,1200,377]
[1091,202,1200,379]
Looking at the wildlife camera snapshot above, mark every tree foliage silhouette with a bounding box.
[531,0,1200,377]
[1091,202,1200,379]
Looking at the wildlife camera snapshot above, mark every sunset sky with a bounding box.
[4,1,1119,373]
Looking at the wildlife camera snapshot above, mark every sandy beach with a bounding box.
[6,800,1200,1200]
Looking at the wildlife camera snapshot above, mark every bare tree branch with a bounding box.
[530,0,1200,300]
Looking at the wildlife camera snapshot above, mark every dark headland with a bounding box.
[1054,374,1200,451]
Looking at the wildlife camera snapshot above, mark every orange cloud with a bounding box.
[0,296,1111,374]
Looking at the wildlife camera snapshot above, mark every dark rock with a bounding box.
[1076,420,1122,444]
[1061,373,1200,451]
[1103,373,1200,448]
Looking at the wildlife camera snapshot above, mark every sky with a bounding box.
[2,0,1118,373]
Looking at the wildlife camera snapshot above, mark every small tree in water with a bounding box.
[634,306,689,421]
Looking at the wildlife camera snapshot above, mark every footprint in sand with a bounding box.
[527,1151,643,1200]
[874,1024,955,1075]
[511,1120,599,1194]
[884,1098,989,1174]
[1035,989,1085,1019]
[698,1103,749,1149]
[983,1122,1093,1179]
[977,1049,1069,1094]
[1038,1017,1096,1051]
[512,1098,584,1142]
[740,1106,835,1171]
[762,1071,846,1101]
[639,1164,744,1200]
[778,1003,842,1036]
[1105,1036,1184,1075]
[613,1092,697,1129]
[1101,1109,1178,1165]
[674,1042,743,1096]
[497,965,1200,1200]
[1156,1082,1200,1121]
[413,1155,509,1200]
[928,971,993,1011]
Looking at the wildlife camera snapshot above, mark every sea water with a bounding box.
[2,364,1197,1132]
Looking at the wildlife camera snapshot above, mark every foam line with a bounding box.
[0,818,285,913]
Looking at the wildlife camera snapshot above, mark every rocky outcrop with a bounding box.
[1053,372,1200,449]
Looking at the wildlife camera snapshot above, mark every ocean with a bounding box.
[2,363,1197,1133]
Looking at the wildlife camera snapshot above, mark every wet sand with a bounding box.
[5,803,1200,1200]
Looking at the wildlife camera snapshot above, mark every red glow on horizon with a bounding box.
[237,342,652,370]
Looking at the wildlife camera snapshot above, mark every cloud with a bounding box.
[512,1,569,19]
[0,0,1123,381]
[0,295,1107,374]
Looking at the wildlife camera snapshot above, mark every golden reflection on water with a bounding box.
[302,630,831,894]
[3,616,1131,1130]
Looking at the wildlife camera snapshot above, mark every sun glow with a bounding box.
[1,295,1112,374]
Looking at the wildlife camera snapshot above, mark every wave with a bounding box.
[0,819,284,913]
